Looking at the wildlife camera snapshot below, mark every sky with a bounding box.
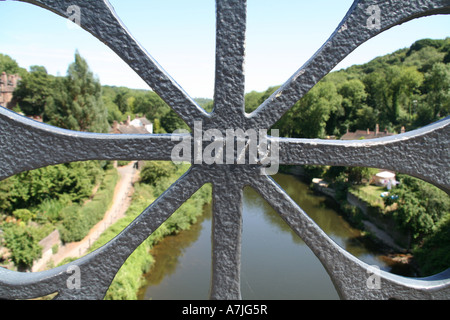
[0,0,449,99]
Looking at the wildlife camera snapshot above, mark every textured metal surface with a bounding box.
[0,0,449,300]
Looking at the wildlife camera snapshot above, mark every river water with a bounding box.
[137,173,398,300]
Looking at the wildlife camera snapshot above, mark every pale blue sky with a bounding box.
[0,0,449,98]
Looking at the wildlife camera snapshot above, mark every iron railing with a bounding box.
[0,0,449,300]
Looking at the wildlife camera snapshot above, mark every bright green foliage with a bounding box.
[414,216,450,276]
[45,52,109,133]
[12,209,34,223]
[274,81,342,138]
[139,161,176,186]
[34,195,73,224]
[255,37,449,138]
[0,161,103,215]
[244,90,267,113]
[421,63,450,121]
[386,174,450,242]
[0,53,26,76]
[132,90,170,121]
[58,168,118,243]
[160,109,189,133]
[13,66,53,117]
[2,223,42,269]
[0,163,114,267]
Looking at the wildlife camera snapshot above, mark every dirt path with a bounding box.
[34,162,140,271]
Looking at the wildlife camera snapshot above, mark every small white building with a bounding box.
[374,171,397,189]
[129,116,153,134]
[111,115,153,134]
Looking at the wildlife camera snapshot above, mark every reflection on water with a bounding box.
[137,203,213,300]
[138,174,392,300]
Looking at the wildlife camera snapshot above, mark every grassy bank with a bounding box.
[88,163,211,300]
[1,163,117,271]
[58,167,119,243]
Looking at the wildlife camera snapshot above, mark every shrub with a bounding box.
[140,161,176,185]
[413,215,450,276]
[2,223,42,270]
[58,169,118,243]
[12,209,34,223]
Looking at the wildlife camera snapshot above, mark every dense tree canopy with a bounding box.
[246,38,449,138]
[13,66,53,117]
[0,53,26,76]
[45,52,109,133]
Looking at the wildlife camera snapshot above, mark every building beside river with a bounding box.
[340,124,400,140]
[0,72,21,109]
[110,115,153,134]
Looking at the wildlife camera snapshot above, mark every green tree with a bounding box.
[2,223,42,270]
[103,93,123,125]
[364,66,423,128]
[0,162,102,215]
[414,216,450,276]
[347,167,378,185]
[45,52,109,133]
[140,161,176,186]
[275,81,342,138]
[339,79,367,115]
[244,90,265,113]
[113,87,131,114]
[404,46,446,73]
[422,63,450,119]
[363,71,388,122]
[160,109,189,133]
[133,91,170,121]
[354,105,378,132]
[0,53,26,76]
[13,66,53,116]
[386,174,449,245]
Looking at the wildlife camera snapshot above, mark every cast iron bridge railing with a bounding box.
[0,0,449,300]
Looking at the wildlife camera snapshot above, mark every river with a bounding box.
[137,173,402,300]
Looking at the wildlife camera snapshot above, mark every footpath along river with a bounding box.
[137,173,406,300]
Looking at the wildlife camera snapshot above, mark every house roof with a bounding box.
[340,125,395,140]
[110,116,152,134]
[376,171,396,179]
[112,125,149,134]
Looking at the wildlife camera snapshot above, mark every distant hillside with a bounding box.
[245,38,449,139]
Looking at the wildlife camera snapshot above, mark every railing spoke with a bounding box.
[15,0,209,128]
[0,107,182,180]
[213,0,247,121]
[209,167,244,300]
[248,0,450,129]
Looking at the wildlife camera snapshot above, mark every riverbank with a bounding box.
[308,176,419,277]
[69,164,417,300]
[88,163,212,300]
[32,162,139,272]
[138,173,413,300]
